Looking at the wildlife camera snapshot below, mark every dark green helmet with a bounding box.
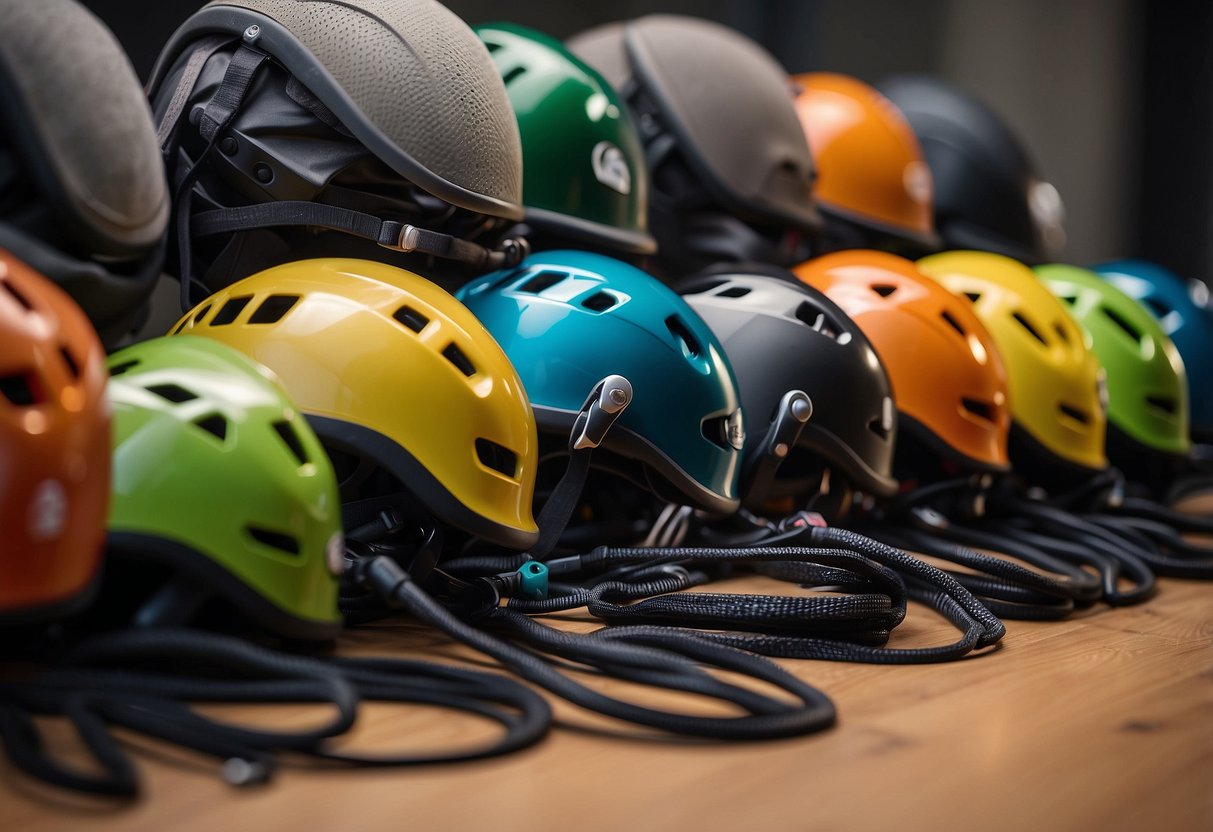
[476,23,656,256]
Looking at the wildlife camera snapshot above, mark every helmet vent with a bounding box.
[940,310,966,337]
[1058,403,1090,425]
[443,343,476,376]
[961,398,995,423]
[501,65,527,85]
[963,292,982,303]
[147,383,198,404]
[58,347,80,380]
[174,303,213,334]
[0,372,40,406]
[249,295,300,325]
[794,302,842,341]
[871,284,898,298]
[701,415,732,450]
[1144,298,1171,317]
[519,270,567,294]
[581,291,619,312]
[1012,311,1047,346]
[246,526,300,556]
[1101,306,1143,344]
[476,437,518,477]
[717,286,751,299]
[666,315,702,357]
[273,420,309,466]
[393,305,430,333]
[1,279,33,311]
[107,359,140,376]
[868,416,890,441]
[1054,323,1070,344]
[210,296,253,326]
[193,414,228,441]
[1146,395,1177,416]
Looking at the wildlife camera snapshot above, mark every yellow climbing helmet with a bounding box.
[917,251,1107,473]
[172,258,539,549]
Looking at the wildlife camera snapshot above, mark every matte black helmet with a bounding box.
[678,266,898,507]
[148,0,527,306]
[569,16,821,277]
[878,74,1065,266]
[0,0,169,347]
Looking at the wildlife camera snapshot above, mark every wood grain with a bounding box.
[2,576,1210,832]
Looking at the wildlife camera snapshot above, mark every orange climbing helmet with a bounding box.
[916,251,1108,476]
[0,250,110,622]
[794,250,1010,473]
[792,73,940,255]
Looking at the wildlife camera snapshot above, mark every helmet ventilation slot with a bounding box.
[1054,323,1070,344]
[107,359,140,376]
[795,302,844,341]
[0,372,40,406]
[666,315,702,357]
[193,413,228,441]
[940,310,966,336]
[209,296,253,326]
[519,270,567,294]
[1101,306,1143,344]
[1144,298,1171,317]
[871,284,898,298]
[1146,395,1177,416]
[963,291,982,303]
[173,303,213,334]
[246,526,300,556]
[581,291,619,312]
[961,397,996,423]
[249,294,300,324]
[393,304,430,333]
[867,416,890,440]
[147,383,198,404]
[443,343,476,376]
[701,415,732,450]
[501,65,527,85]
[273,420,310,466]
[476,437,518,477]
[59,347,80,379]
[1,279,33,311]
[717,285,751,298]
[1012,311,1047,345]
[1058,402,1090,425]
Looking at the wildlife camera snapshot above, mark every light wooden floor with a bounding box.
[4,563,1211,832]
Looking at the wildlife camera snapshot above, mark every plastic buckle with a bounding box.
[571,375,633,450]
[514,561,549,600]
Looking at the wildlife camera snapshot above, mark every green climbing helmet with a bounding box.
[476,23,656,256]
[1036,264,1191,458]
[106,335,344,640]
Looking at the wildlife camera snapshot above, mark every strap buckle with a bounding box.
[570,375,633,450]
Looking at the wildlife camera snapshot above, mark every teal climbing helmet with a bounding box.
[106,335,344,640]
[476,23,655,256]
[458,250,742,514]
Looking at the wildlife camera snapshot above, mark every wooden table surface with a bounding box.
[3,555,1211,831]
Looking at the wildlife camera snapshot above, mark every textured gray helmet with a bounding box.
[147,0,527,307]
[878,74,1065,266]
[678,267,898,507]
[568,16,821,276]
[0,0,169,347]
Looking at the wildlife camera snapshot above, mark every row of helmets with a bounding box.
[2,0,1209,638]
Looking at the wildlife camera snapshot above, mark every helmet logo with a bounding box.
[592,141,632,195]
[28,479,68,542]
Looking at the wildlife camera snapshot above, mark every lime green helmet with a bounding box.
[1037,264,1191,458]
[105,335,343,640]
[476,22,656,256]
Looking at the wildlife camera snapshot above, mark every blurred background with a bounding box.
[83,0,1212,284]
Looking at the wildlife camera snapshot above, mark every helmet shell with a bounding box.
[1093,259,1213,439]
[0,251,109,621]
[149,0,523,221]
[917,250,1107,472]
[458,250,743,514]
[678,268,898,500]
[106,336,342,640]
[880,75,1064,266]
[568,15,820,234]
[173,258,539,550]
[792,73,939,251]
[477,23,655,256]
[1037,263,1190,457]
[795,250,1010,473]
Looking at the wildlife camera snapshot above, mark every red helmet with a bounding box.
[0,250,109,621]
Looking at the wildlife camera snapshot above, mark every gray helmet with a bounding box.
[568,16,821,276]
[0,0,169,346]
[878,74,1065,266]
[148,0,527,306]
[678,267,898,505]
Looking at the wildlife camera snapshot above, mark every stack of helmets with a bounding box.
[568,15,821,276]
